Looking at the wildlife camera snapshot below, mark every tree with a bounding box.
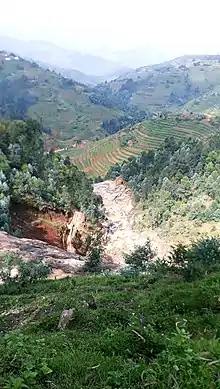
[83,235,103,274]
[124,239,156,274]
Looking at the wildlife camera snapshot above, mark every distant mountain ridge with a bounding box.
[0,36,131,84]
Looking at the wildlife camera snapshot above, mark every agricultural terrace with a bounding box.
[62,118,218,177]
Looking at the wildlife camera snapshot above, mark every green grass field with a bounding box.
[65,117,218,177]
[1,273,220,388]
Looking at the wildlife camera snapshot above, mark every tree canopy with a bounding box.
[0,119,102,232]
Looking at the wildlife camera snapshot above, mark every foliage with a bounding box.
[168,237,220,281]
[17,261,52,285]
[1,270,220,388]
[83,235,103,273]
[0,118,103,233]
[124,239,156,273]
[0,254,51,285]
[106,130,220,227]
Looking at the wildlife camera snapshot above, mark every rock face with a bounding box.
[94,180,170,263]
[0,232,85,276]
[57,309,74,330]
[10,203,98,256]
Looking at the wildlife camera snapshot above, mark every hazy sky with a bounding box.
[1,0,219,55]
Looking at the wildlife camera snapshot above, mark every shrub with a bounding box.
[0,254,15,283]
[0,254,51,285]
[83,243,103,274]
[18,260,52,285]
[124,239,156,274]
[168,237,220,281]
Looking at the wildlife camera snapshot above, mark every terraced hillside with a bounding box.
[64,117,219,177]
[0,51,122,146]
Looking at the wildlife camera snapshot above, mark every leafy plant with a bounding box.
[168,237,220,281]
[0,254,51,285]
[124,239,156,274]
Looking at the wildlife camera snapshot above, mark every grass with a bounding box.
[64,117,219,177]
[1,273,220,388]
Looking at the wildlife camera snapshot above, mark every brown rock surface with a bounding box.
[0,232,85,275]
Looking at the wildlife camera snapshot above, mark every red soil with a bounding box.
[10,203,70,249]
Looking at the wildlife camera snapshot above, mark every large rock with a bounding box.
[57,309,74,330]
[0,232,85,276]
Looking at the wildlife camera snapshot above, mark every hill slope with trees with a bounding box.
[106,130,220,239]
[0,51,124,146]
[90,55,220,117]
[65,115,219,177]
[0,118,102,235]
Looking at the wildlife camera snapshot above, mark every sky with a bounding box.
[0,0,220,57]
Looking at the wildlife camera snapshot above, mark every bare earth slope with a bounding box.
[94,180,170,262]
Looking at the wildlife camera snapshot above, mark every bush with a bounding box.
[0,254,51,285]
[168,237,220,281]
[124,239,156,274]
[18,260,52,285]
[83,243,103,274]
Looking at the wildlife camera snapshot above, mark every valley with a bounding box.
[1,43,220,389]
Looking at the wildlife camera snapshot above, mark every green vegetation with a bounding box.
[124,239,155,274]
[1,254,220,387]
[91,55,220,116]
[65,116,219,177]
[0,118,102,233]
[0,254,51,285]
[0,51,123,145]
[106,129,220,231]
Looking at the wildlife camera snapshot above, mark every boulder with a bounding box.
[0,232,85,276]
[57,309,74,330]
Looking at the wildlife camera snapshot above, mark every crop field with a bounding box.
[63,118,218,177]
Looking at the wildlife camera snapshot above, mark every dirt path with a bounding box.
[94,180,170,264]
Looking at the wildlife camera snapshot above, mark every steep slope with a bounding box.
[0,51,123,145]
[90,55,220,116]
[106,131,220,243]
[94,180,169,262]
[64,115,219,177]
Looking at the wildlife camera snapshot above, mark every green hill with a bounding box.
[64,116,219,177]
[106,128,220,238]
[0,51,122,146]
[1,272,220,388]
[90,55,220,118]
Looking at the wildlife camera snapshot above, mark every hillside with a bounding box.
[0,36,130,84]
[0,51,123,145]
[1,271,220,388]
[0,118,103,242]
[90,55,220,116]
[64,116,219,177]
[106,129,220,243]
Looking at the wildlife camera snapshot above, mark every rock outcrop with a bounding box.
[57,309,74,330]
[0,232,85,277]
